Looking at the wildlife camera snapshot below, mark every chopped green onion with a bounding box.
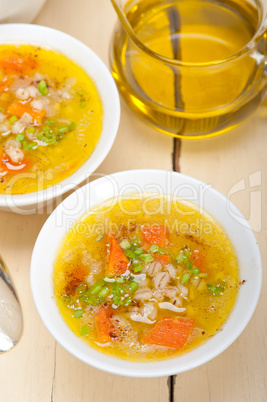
[208,282,225,296]
[184,248,192,257]
[76,283,87,294]
[134,248,144,256]
[187,261,193,270]
[140,254,154,263]
[9,115,18,124]
[176,252,188,265]
[80,326,90,336]
[129,281,139,292]
[198,273,207,278]
[131,238,140,247]
[181,272,191,285]
[26,143,37,150]
[132,265,143,273]
[46,119,56,126]
[89,281,104,295]
[192,267,200,275]
[120,239,131,250]
[58,125,68,133]
[79,101,87,108]
[0,108,3,113]
[62,294,71,305]
[16,133,24,142]
[74,309,83,318]
[123,297,132,306]
[95,233,104,242]
[69,122,76,131]
[28,127,36,134]
[98,286,110,298]
[38,80,48,95]
[149,245,159,253]
[125,251,136,259]
[115,277,125,284]
[112,294,121,306]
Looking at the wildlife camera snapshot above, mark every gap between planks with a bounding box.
[168,137,181,401]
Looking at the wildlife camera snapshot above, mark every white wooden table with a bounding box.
[0,1,266,401]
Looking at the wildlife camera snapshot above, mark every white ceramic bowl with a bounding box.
[0,24,120,213]
[31,169,262,377]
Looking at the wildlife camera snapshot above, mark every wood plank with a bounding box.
[173,109,267,401]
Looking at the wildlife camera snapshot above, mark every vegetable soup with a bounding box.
[54,197,239,361]
[0,44,102,194]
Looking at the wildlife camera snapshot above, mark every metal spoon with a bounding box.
[0,256,23,352]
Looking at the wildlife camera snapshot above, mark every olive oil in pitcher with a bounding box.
[111,0,266,138]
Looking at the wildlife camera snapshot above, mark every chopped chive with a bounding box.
[38,80,48,95]
[46,119,56,126]
[149,245,159,253]
[0,108,3,113]
[192,267,200,275]
[80,326,90,336]
[140,254,154,263]
[120,239,131,250]
[9,115,18,124]
[74,309,83,318]
[16,133,24,142]
[28,127,36,134]
[198,273,207,278]
[181,272,191,285]
[95,233,104,242]
[79,101,87,108]
[69,122,76,131]
[129,281,139,292]
[132,265,143,273]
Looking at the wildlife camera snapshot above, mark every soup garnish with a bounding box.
[0,45,102,194]
[54,197,239,361]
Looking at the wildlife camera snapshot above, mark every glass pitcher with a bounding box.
[110,0,267,139]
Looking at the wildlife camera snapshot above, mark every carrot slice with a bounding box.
[95,305,117,343]
[0,56,38,75]
[191,250,205,271]
[64,266,88,295]
[142,225,168,247]
[142,316,195,349]
[0,152,31,176]
[153,254,171,266]
[0,78,11,93]
[106,234,129,277]
[8,100,46,123]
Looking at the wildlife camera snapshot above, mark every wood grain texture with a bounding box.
[173,109,267,402]
[0,0,266,401]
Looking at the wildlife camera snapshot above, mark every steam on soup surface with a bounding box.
[54,197,239,361]
[0,44,102,194]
